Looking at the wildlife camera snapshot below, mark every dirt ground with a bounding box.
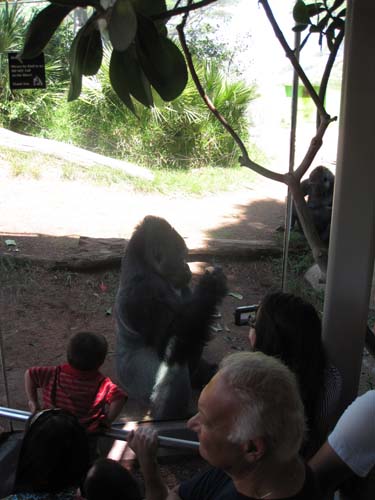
[0,253,276,413]
[0,134,373,489]
[0,134,288,487]
[0,252,277,489]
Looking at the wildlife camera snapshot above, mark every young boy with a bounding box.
[25,332,127,433]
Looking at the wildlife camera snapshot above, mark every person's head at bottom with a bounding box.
[84,458,142,500]
[13,408,90,495]
[187,351,307,497]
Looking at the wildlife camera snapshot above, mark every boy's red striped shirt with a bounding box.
[28,364,127,432]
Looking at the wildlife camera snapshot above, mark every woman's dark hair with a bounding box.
[254,291,325,433]
[84,458,142,500]
[67,331,108,371]
[14,409,90,494]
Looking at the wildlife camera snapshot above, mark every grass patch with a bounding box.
[0,258,40,294]
[0,145,257,195]
[10,163,42,179]
[271,239,325,313]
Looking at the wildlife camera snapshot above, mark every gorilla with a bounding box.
[114,215,227,419]
[292,165,335,243]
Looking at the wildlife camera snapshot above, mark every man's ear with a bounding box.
[244,437,266,463]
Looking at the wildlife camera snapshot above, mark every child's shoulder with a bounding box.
[28,365,57,374]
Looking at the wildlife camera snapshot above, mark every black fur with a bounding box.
[292,166,335,243]
[114,216,227,418]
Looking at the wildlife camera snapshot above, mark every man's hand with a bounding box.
[127,427,171,500]
[127,426,159,469]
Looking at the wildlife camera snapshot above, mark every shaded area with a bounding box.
[0,241,278,422]
[205,198,285,241]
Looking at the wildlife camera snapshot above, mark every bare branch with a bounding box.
[259,0,331,123]
[176,21,285,184]
[317,28,344,127]
[175,0,336,273]
[294,114,336,181]
[152,0,219,21]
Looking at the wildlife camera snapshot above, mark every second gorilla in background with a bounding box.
[115,215,227,419]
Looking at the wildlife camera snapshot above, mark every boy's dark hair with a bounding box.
[84,458,142,500]
[67,332,108,371]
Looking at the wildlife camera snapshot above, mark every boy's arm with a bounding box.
[128,427,174,500]
[24,369,40,413]
[106,395,127,423]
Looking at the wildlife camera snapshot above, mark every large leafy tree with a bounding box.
[19,0,346,273]
[20,0,192,111]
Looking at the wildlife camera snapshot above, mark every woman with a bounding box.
[6,408,90,499]
[249,290,341,458]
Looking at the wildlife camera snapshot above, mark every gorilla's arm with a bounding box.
[164,268,228,365]
[119,268,227,366]
[301,178,310,197]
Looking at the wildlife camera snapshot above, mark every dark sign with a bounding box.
[8,52,46,90]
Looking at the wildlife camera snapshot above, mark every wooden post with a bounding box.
[323,0,375,417]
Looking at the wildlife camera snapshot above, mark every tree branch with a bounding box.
[294,114,336,181]
[259,0,331,123]
[317,28,344,128]
[176,21,284,183]
[152,0,219,21]
[176,0,336,273]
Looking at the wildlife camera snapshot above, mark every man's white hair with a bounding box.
[219,351,306,462]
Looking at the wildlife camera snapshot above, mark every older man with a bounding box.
[128,351,318,500]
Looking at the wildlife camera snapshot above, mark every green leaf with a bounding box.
[306,2,324,17]
[109,49,137,114]
[68,18,103,101]
[19,4,74,59]
[49,0,92,5]
[292,23,309,32]
[228,292,243,300]
[81,28,103,76]
[325,22,337,52]
[131,0,168,35]
[317,13,330,31]
[5,239,17,247]
[136,15,187,101]
[114,46,153,106]
[131,0,167,17]
[331,0,345,10]
[309,24,321,33]
[109,0,137,52]
[68,31,83,101]
[293,0,309,25]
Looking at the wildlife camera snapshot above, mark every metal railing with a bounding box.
[0,406,200,450]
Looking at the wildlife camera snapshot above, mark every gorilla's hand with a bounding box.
[198,266,228,302]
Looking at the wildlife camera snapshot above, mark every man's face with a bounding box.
[187,373,247,472]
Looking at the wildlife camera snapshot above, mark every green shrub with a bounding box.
[41,44,257,170]
[1,7,258,172]
[0,3,73,133]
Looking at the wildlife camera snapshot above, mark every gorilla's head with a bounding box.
[309,166,334,198]
[129,216,192,289]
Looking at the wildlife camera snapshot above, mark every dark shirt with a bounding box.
[179,465,318,500]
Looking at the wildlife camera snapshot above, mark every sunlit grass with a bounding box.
[0,146,257,195]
